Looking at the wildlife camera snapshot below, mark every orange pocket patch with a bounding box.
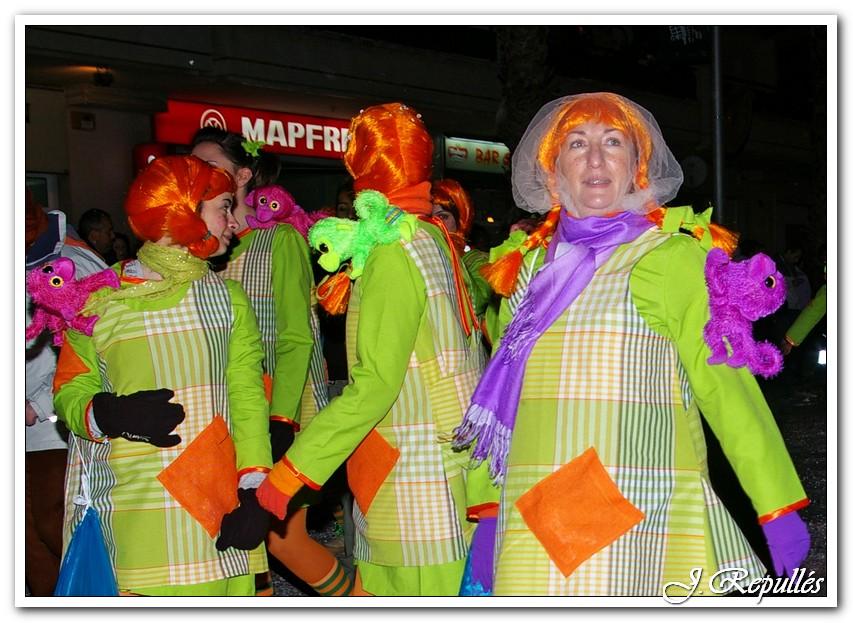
[515,447,644,578]
[347,429,400,515]
[157,415,239,538]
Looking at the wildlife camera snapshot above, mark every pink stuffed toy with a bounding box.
[245,185,324,240]
[26,257,120,346]
[703,247,787,378]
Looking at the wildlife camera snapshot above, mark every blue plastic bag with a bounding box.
[54,506,119,596]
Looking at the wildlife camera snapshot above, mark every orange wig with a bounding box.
[538,92,653,206]
[344,103,433,201]
[432,178,474,239]
[125,155,236,259]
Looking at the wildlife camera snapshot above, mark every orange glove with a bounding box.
[255,460,304,520]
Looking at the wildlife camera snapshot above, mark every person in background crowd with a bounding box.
[467,224,492,254]
[782,264,827,359]
[191,128,336,596]
[509,214,544,235]
[257,102,496,596]
[53,155,273,596]
[455,92,810,596]
[112,231,135,261]
[335,179,356,220]
[431,179,493,343]
[777,245,812,313]
[78,208,116,265]
[24,190,108,596]
[318,180,354,385]
[772,245,813,378]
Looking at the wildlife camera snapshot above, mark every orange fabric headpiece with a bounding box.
[124,155,236,259]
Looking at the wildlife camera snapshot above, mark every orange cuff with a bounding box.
[467,503,499,521]
[758,498,810,525]
[238,466,271,479]
[83,399,107,443]
[270,415,300,432]
[268,456,320,494]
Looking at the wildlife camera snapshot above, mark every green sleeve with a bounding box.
[630,235,807,518]
[461,249,492,318]
[491,246,547,351]
[270,225,315,425]
[225,279,273,471]
[53,330,104,440]
[285,241,427,486]
[786,284,827,345]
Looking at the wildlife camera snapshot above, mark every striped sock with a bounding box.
[309,560,353,597]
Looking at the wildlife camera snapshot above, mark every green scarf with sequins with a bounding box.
[84,241,209,314]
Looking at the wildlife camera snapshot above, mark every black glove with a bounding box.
[269,419,296,463]
[216,487,272,551]
[92,388,185,448]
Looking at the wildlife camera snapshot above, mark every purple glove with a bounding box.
[761,511,811,577]
[468,516,497,592]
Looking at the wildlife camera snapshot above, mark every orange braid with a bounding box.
[481,206,561,297]
[316,271,352,316]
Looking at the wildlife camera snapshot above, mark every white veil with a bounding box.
[511,92,684,217]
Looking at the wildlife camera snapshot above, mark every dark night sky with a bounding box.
[311,25,820,121]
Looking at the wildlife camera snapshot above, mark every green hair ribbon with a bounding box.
[241,139,266,158]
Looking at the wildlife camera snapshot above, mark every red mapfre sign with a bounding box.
[154,100,351,159]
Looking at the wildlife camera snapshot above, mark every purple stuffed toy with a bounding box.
[703,247,786,378]
[25,257,120,346]
[245,185,324,241]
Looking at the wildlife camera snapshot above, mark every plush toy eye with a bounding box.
[41,265,54,274]
[258,196,267,205]
[49,276,64,288]
[765,276,776,288]
[270,201,280,211]
[318,242,329,254]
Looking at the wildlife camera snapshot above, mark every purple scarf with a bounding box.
[453,210,654,483]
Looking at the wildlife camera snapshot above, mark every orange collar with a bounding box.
[386,181,433,217]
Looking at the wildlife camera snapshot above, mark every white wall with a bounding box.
[26,86,154,232]
[65,106,152,231]
[25,88,68,174]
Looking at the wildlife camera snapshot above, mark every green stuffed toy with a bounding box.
[308,189,419,279]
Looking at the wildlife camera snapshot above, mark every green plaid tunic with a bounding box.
[55,270,271,593]
[286,223,488,593]
[350,225,485,567]
[492,228,803,596]
[220,225,329,429]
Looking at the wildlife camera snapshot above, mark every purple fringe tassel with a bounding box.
[453,403,513,486]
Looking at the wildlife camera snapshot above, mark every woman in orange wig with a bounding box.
[431,178,496,338]
[192,128,335,597]
[452,92,810,596]
[53,155,273,596]
[257,103,495,596]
